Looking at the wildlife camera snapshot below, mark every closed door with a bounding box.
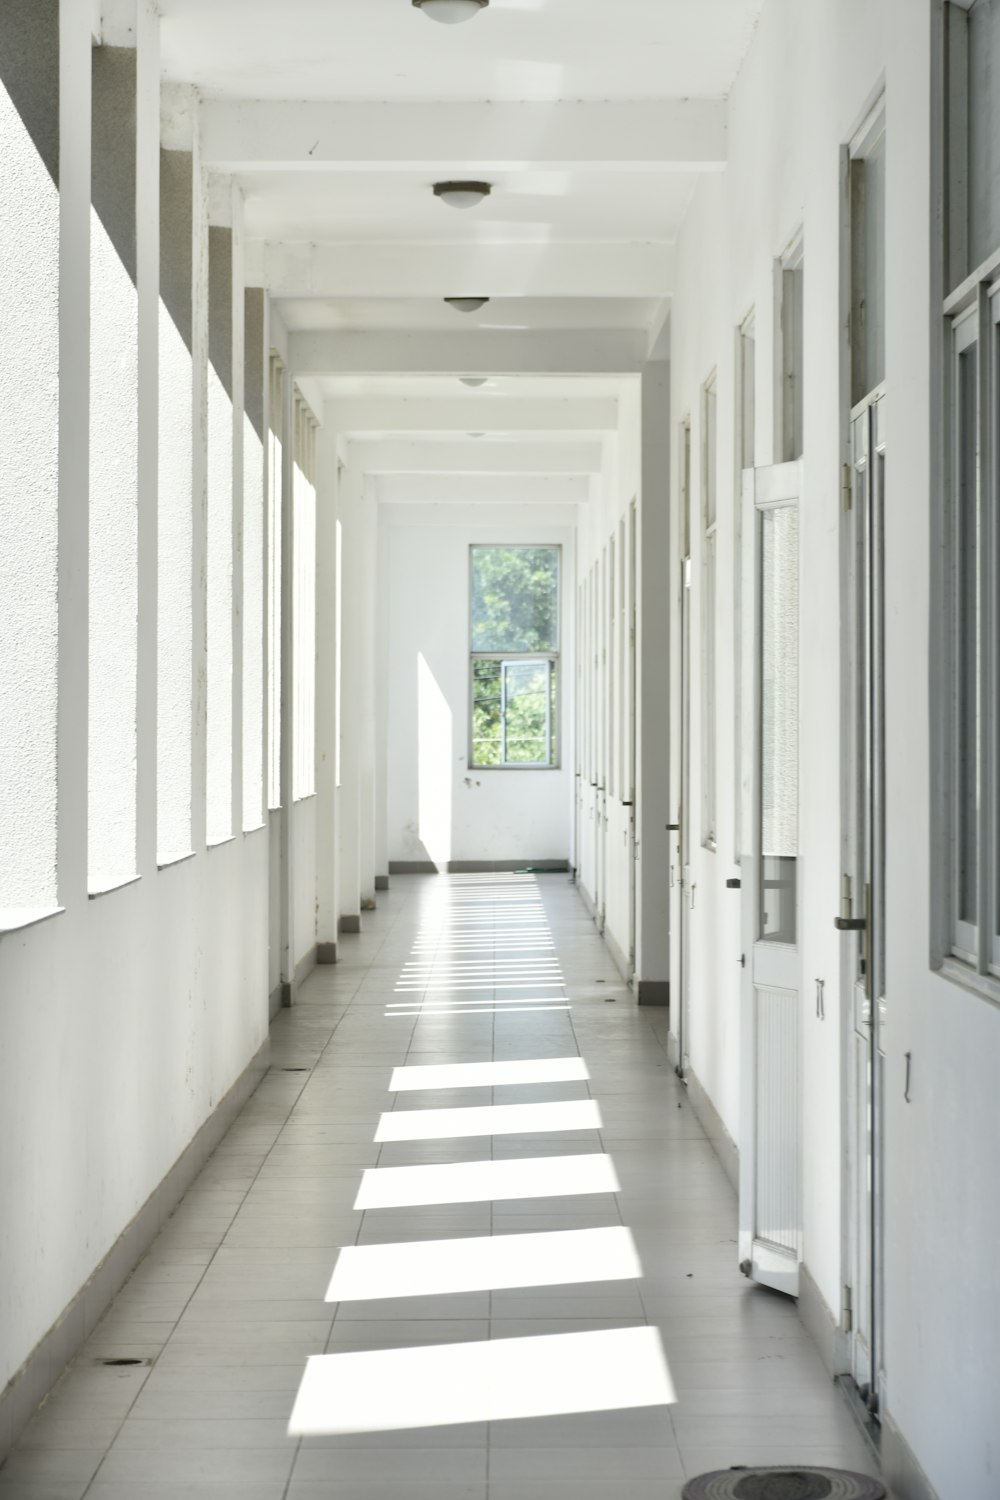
[739,460,803,1297]
[844,390,886,1411]
[675,435,692,1072]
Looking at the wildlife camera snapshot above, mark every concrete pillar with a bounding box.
[636,360,671,1004]
[190,100,208,855]
[373,509,391,892]
[278,367,295,994]
[337,465,363,932]
[358,477,378,908]
[315,423,339,960]
[229,185,245,843]
[242,283,267,833]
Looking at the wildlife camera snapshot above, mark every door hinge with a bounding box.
[842,462,852,512]
[842,1284,853,1333]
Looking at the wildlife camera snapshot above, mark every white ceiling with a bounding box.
[157,0,760,490]
[276,297,663,333]
[241,170,700,246]
[160,0,762,103]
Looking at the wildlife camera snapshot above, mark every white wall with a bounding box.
[382,500,575,868]
[0,836,269,1392]
[668,2,1000,1495]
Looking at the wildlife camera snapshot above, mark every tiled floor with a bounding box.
[1,873,881,1499]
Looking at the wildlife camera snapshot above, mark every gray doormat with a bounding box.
[682,1468,886,1500]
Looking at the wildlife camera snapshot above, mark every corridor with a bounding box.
[2,875,876,1499]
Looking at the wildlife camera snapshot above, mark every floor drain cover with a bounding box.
[97,1357,151,1368]
[682,1469,885,1500]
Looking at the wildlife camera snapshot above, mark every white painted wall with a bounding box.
[0,13,59,913]
[668,2,1000,1494]
[0,835,269,1392]
[382,500,575,868]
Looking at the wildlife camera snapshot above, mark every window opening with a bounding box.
[777,238,804,462]
[469,545,560,769]
[939,2,1000,979]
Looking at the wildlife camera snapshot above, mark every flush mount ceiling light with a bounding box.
[434,180,492,210]
[459,377,488,387]
[412,0,489,22]
[445,296,489,313]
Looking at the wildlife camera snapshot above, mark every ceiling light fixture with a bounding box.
[434,180,492,210]
[445,296,489,313]
[412,0,489,22]
[459,377,488,387]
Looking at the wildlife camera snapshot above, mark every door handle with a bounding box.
[834,917,866,931]
[726,878,741,890]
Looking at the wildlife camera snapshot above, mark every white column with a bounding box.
[230,182,245,840]
[636,361,672,1003]
[315,421,339,958]
[359,477,378,906]
[337,464,363,931]
[190,99,208,853]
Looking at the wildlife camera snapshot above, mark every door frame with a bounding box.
[738,459,804,1297]
[841,385,887,1413]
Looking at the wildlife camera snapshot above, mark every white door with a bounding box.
[843,390,886,1411]
[739,461,803,1297]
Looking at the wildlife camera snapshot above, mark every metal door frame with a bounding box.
[842,385,886,1416]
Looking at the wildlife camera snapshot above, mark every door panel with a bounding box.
[845,390,886,1411]
[739,461,803,1297]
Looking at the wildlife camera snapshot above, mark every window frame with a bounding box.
[934,0,1000,1003]
[467,542,562,772]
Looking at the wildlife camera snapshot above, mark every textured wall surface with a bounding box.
[0,1,60,910]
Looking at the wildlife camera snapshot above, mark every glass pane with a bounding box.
[759,504,799,942]
[969,0,1000,271]
[703,383,717,527]
[471,658,502,767]
[851,130,886,404]
[503,659,551,765]
[740,328,756,470]
[956,343,979,929]
[471,546,559,653]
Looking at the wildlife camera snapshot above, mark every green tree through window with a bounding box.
[470,546,559,768]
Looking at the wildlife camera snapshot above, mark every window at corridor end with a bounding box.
[469,545,560,769]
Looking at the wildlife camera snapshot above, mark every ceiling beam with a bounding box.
[374,474,589,506]
[201,100,727,173]
[249,241,673,298]
[346,438,603,476]
[327,396,619,436]
[289,328,648,377]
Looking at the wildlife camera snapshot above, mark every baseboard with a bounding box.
[799,1262,848,1377]
[374,875,389,891]
[294,946,317,988]
[577,881,596,918]
[0,1038,270,1462]
[268,982,283,1018]
[317,941,337,964]
[388,859,570,875]
[338,914,361,934]
[677,1055,739,1192]
[882,1413,941,1500]
[636,979,669,1007]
